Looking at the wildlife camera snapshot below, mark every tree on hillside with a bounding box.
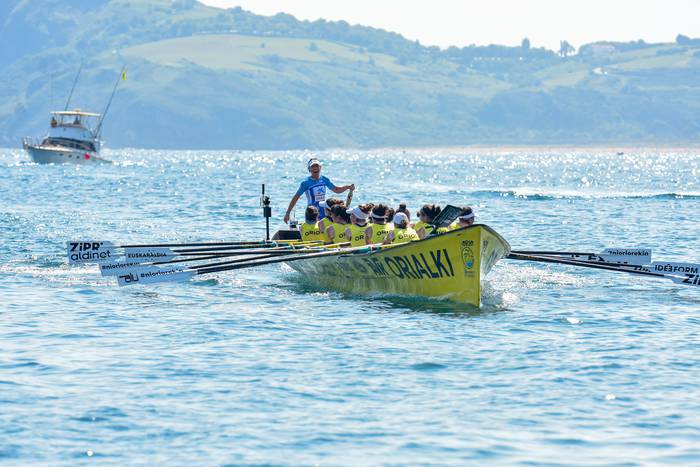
[521,38,531,51]
[559,40,576,57]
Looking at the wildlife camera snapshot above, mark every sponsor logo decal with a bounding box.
[461,240,475,271]
[67,241,115,264]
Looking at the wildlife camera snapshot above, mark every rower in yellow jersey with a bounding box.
[415,204,449,239]
[299,206,324,242]
[318,198,343,243]
[364,203,393,245]
[325,204,350,244]
[450,206,476,230]
[383,212,418,245]
[344,204,373,247]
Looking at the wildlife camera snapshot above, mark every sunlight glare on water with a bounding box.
[1,147,700,464]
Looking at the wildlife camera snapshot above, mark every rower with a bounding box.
[318,198,341,240]
[415,204,449,239]
[300,206,324,242]
[325,204,350,244]
[344,204,372,247]
[283,159,354,224]
[383,212,418,245]
[451,206,476,229]
[365,203,393,245]
[395,203,411,225]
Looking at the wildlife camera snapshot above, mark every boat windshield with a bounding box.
[51,111,100,129]
[42,137,96,152]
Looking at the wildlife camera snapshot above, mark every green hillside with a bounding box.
[1,0,699,149]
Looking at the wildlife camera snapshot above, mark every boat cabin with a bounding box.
[42,110,101,152]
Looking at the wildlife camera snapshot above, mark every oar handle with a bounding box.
[345,188,354,208]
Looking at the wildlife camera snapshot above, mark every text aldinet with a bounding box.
[317,248,455,279]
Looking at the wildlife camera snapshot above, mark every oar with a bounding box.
[345,187,354,208]
[97,241,350,275]
[511,250,595,256]
[116,245,376,286]
[69,240,324,266]
[511,248,652,266]
[97,244,331,276]
[507,252,700,287]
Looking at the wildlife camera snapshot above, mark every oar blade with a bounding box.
[116,266,196,286]
[100,260,148,276]
[670,274,700,287]
[67,241,117,265]
[649,262,700,276]
[121,247,176,263]
[598,248,652,265]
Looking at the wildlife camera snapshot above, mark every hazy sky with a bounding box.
[200,0,700,50]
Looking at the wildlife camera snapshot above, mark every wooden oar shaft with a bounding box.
[195,247,366,275]
[172,245,320,254]
[117,239,314,249]
[511,250,596,257]
[151,250,302,266]
[191,253,284,270]
[120,241,268,248]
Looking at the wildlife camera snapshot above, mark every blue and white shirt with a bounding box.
[296,175,336,218]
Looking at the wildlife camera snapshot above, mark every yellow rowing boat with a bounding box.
[286,224,510,306]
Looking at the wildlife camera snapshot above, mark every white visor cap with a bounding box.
[393,212,409,225]
[347,207,369,220]
[307,159,322,169]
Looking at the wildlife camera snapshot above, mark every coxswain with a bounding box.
[300,206,324,242]
[325,204,350,244]
[283,159,354,224]
[365,203,393,245]
[383,212,418,245]
[344,204,373,247]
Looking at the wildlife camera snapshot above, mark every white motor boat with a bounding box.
[22,110,108,164]
[23,66,124,164]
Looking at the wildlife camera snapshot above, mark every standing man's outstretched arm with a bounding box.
[284,193,301,224]
[332,184,355,194]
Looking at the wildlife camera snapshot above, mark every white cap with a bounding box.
[459,212,475,221]
[307,158,321,169]
[347,207,369,220]
[393,212,408,225]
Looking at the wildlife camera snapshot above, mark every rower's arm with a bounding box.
[284,193,301,223]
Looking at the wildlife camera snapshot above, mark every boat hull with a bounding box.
[287,224,510,306]
[24,145,108,164]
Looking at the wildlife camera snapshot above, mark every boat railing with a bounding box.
[22,136,40,149]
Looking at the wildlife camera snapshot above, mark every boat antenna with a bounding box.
[96,65,125,139]
[64,63,83,111]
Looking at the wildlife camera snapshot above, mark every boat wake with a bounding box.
[0,258,107,287]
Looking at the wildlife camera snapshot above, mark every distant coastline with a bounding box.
[2,1,699,150]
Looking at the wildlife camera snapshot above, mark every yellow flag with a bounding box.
[121,70,127,81]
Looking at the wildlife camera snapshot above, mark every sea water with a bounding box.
[1,147,699,465]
